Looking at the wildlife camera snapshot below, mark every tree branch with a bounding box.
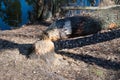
[61,5,120,10]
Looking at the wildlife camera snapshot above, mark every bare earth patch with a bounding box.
[0,24,120,80]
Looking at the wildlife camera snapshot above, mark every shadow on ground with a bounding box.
[55,28,120,70]
[55,28,120,50]
[57,51,120,70]
[0,39,32,57]
[0,28,120,70]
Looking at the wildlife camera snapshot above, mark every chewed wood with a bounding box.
[34,40,54,55]
[108,23,117,29]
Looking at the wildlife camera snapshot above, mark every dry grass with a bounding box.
[0,24,120,80]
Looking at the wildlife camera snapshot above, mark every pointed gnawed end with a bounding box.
[33,40,55,55]
[29,39,56,64]
[108,23,118,29]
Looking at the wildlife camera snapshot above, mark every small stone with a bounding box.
[32,71,37,74]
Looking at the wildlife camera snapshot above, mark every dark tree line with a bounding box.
[0,0,120,27]
[28,0,120,21]
[0,0,21,27]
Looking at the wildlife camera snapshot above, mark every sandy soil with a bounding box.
[0,24,120,80]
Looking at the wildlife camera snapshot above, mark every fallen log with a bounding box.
[47,6,120,38]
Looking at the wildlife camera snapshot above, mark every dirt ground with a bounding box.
[0,24,120,80]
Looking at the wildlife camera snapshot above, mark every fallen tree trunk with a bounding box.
[46,6,120,38]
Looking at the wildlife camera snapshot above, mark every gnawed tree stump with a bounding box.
[34,40,54,55]
[30,39,55,63]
